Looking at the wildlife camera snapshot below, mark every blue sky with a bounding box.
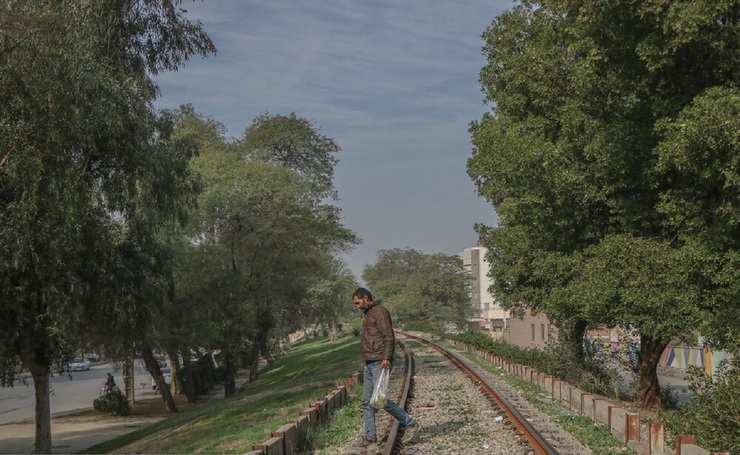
[155,0,512,282]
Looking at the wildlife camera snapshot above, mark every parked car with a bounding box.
[83,352,100,362]
[152,367,172,394]
[154,354,168,368]
[67,357,91,371]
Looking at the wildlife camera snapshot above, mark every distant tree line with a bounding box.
[362,248,474,331]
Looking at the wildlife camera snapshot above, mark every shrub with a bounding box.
[453,330,551,371]
[403,321,441,335]
[661,360,739,453]
[450,330,623,399]
[93,388,131,416]
[542,338,618,398]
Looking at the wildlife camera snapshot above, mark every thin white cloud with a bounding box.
[157,0,510,279]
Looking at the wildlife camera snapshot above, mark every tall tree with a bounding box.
[171,109,357,396]
[469,0,738,408]
[0,1,214,451]
[653,86,740,352]
[362,248,428,299]
[156,106,229,402]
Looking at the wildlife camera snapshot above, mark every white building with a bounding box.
[459,246,509,332]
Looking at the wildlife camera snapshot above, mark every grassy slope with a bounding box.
[82,335,362,454]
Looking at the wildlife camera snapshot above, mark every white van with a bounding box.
[152,367,172,394]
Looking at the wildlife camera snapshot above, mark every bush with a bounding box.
[453,330,550,370]
[450,330,622,399]
[403,321,441,335]
[661,360,739,453]
[542,338,619,398]
[93,388,131,416]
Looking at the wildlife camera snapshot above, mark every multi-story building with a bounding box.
[459,246,509,336]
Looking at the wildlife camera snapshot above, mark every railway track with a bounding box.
[335,332,591,454]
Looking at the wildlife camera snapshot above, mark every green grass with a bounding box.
[304,385,364,454]
[81,335,363,454]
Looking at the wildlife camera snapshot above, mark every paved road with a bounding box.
[0,361,154,426]
[0,360,164,454]
[0,372,237,455]
[656,367,694,404]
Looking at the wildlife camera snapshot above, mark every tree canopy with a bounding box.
[240,112,341,200]
[363,248,473,330]
[0,2,359,439]
[468,0,739,408]
[0,0,215,450]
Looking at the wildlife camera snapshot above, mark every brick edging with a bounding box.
[245,371,362,455]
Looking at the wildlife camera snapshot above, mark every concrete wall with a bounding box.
[661,346,733,377]
[503,308,556,350]
[587,341,734,377]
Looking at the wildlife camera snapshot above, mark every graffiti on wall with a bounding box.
[583,338,639,364]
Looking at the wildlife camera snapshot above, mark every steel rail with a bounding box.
[399,332,560,455]
[381,339,414,455]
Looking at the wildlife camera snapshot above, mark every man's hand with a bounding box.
[380,359,391,369]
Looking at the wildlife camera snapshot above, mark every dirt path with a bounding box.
[0,391,219,454]
[0,413,165,454]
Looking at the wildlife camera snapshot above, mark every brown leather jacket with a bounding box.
[361,301,395,362]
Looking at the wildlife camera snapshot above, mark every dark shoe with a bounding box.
[402,420,421,443]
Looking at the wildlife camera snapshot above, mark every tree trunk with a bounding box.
[166,349,180,396]
[21,325,52,455]
[260,338,274,365]
[181,354,198,403]
[29,363,51,454]
[562,319,588,363]
[140,346,178,413]
[255,307,274,368]
[635,334,667,409]
[124,347,135,404]
[222,349,236,398]
[248,341,260,382]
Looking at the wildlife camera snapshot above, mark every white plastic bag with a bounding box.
[370,368,390,409]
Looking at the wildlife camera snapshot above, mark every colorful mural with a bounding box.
[583,338,638,364]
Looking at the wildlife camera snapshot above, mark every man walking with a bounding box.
[353,287,420,447]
